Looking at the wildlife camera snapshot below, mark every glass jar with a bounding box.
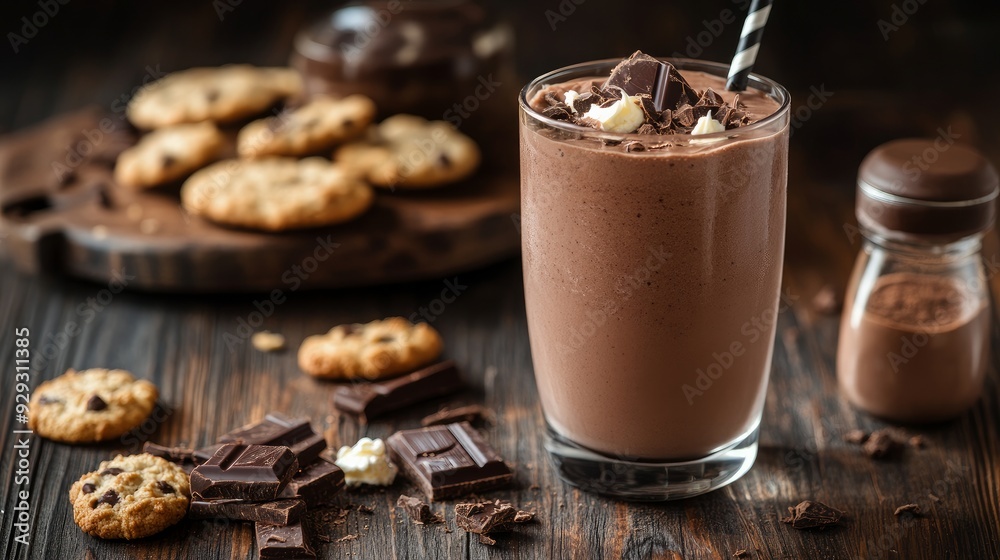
[837,139,998,423]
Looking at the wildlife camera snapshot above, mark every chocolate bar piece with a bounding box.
[279,459,345,508]
[604,51,699,111]
[189,498,305,526]
[143,442,198,464]
[256,521,316,559]
[194,443,226,464]
[386,422,512,501]
[455,500,517,534]
[191,444,299,501]
[219,413,326,467]
[421,404,492,427]
[333,360,463,420]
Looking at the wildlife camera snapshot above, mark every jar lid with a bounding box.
[857,138,998,240]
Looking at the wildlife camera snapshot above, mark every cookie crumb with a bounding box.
[251,331,286,352]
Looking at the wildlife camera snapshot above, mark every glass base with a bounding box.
[544,422,760,501]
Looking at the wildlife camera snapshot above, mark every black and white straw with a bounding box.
[726,0,773,92]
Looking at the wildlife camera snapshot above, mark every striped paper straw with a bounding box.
[726,0,773,92]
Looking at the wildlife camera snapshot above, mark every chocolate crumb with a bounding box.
[161,154,177,168]
[357,504,375,514]
[479,534,497,546]
[96,489,120,507]
[438,154,451,168]
[781,500,844,530]
[336,534,358,543]
[157,481,175,494]
[844,429,869,445]
[894,504,922,517]
[86,395,108,411]
[317,535,332,543]
[513,510,535,524]
[82,483,96,494]
[100,468,124,476]
[928,494,940,502]
[734,550,750,558]
[397,495,444,525]
[863,429,904,460]
[908,435,926,448]
[812,285,842,314]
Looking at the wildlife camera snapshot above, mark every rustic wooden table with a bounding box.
[2,2,999,559]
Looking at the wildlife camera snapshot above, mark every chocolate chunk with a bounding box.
[781,500,844,530]
[144,442,199,464]
[541,104,572,121]
[673,105,696,128]
[455,500,517,534]
[86,395,107,411]
[278,459,345,508]
[894,503,922,517]
[256,521,315,559]
[421,404,493,427]
[190,498,306,526]
[604,51,699,112]
[96,489,119,507]
[843,430,869,445]
[156,481,175,494]
[571,92,597,115]
[82,483,96,494]
[190,444,299,501]
[479,534,497,546]
[513,510,535,523]
[397,494,444,525]
[333,360,464,421]
[219,413,326,467]
[100,468,124,476]
[386,421,512,501]
[863,430,904,460]
[695,88,725,108]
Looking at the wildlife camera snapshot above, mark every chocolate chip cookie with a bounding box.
[237,95,376,158]
[69,453,191,539]
[180,157,374,231]
[335,114,481,189]
[127,65,301,129]
[114,122,226,189]
[298,317,443,379]
[28,368,158,443]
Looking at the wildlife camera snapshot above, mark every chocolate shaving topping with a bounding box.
[781,500,844,530]
[571,92,597,115]
[86,395,108,411]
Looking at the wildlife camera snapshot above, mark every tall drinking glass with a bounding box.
[519,58,790,500]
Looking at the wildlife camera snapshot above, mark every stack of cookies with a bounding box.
[114,64,482,233]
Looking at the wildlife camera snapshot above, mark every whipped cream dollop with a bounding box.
[335,437,398,486]
[583,92,645,133]
[563,90,581,113]
[691,111,727,136]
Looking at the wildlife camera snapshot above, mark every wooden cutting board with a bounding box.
[0,108,520,292]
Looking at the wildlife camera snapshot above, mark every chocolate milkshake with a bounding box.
[519,53,789,495]
[838,272,989,423]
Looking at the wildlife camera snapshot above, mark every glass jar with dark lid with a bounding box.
[838,138,998,423]
[290,1,516,166]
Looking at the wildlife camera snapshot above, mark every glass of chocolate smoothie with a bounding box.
[519,53,790,500]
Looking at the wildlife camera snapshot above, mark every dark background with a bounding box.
[1,0,999,187]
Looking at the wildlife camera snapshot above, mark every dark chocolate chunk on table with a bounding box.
[191,444,299,501]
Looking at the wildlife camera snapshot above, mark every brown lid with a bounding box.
[857,139,998,240]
